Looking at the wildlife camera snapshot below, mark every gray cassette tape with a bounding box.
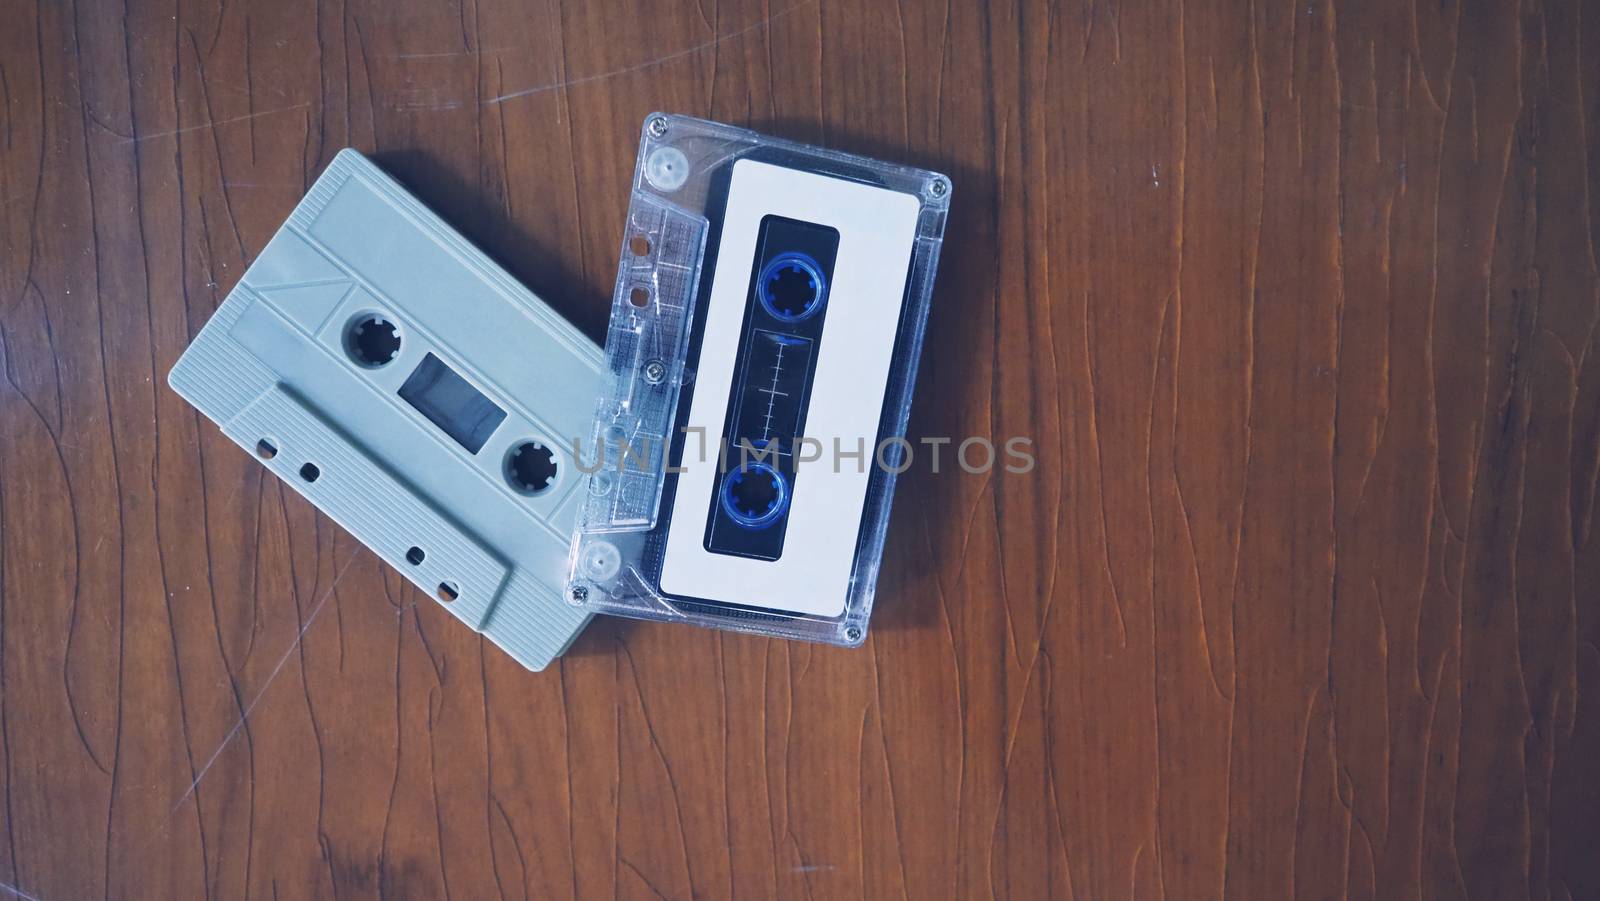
[169,149,601,671]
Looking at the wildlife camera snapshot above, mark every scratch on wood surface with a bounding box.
[482,0,816,105]
[168,552,359,813]
[116,103,310,146]
[0,880,42,901]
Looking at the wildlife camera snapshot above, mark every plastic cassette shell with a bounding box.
[568,113,951,646]
[168,149,601,671]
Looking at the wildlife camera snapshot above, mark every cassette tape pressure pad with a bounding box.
[569,114,952,646]
[170,150,600,671]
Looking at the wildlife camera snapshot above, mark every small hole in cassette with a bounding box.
[628,286,650,308]
[436,581,459,603]
[299,462,321,482]
[255,438,278,460]
[405,546,425,565]
[629,234,651,257]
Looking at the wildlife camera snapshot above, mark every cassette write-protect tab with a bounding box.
[169,149,603,671]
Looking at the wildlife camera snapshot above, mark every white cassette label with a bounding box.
[659,159,921,616]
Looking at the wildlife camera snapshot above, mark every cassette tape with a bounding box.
[169,149,601,671]
[567,114,951,646]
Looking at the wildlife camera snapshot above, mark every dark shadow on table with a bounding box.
[369,148,608,345]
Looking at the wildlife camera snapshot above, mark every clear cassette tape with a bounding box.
[567,114,951,646]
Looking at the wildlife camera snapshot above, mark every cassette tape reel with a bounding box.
[169,150,601,671]
[568,114,952,646]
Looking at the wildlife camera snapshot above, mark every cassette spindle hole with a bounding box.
[405,546,425,565]
[758,253,826,322]
[436,581,459,603]
[719,461,789,529]
[629,234,651,257]
[629,286,650,308]
[299,462,321,483]
[505,441,558,495]
[255,438,278,460]
[345,313,402,368]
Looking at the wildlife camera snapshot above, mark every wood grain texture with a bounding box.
[0,0,1596,897]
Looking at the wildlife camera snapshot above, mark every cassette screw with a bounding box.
[928,177,949,199]
[569,584,589,603]
[647,116,669,139]
[845,626,862,642]
[642,359,667,384]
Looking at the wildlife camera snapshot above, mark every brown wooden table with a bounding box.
[2,0,1596,898]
